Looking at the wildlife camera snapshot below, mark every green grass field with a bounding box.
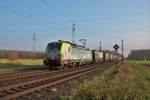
[62,61,150,100]
[0,59,46,74]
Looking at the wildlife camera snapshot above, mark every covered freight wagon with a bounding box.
[92,50,103,63]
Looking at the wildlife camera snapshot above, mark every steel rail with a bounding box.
[0,65,95,88]
[0,70,49,80]
[0,63,107,100]
[0,64,95,81]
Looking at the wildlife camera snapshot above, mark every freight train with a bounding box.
[43,40,122,68]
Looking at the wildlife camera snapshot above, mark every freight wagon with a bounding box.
[92,50,103,63]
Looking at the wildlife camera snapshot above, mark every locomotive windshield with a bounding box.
[46,42,62,58]
[46,42,61,52]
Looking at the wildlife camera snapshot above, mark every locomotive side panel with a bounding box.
[70,46,92,65]
[60,42,72,65]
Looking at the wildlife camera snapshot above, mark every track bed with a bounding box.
[0,62,115,100]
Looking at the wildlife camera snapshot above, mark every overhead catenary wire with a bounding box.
[0,5,62,32]
[39,0,93,42]
[39,0,78,43]
[39,0,74,24]
[0,5,43,25]
[0,18,148,36]
[0,2,149,39]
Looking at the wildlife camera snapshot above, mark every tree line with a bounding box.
[0,50,45,59]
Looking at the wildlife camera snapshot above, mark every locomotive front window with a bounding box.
[46,42,61,52]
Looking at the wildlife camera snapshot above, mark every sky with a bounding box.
[0,0,150,57]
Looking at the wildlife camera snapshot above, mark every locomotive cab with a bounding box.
[43,42,62,66]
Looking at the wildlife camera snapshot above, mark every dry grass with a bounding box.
[0,59,44,74]
[64,61,150,100]
[0,59,43,65]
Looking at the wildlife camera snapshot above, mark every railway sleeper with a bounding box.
[19,86,30,90]
[42,80,49,83]
[12,88,23,92]
[33,83,42,86]
[0,92,8,97]
[3,90,15,95]
[25,85,35,88]
[38,81,46,85]
[26,84,35,87]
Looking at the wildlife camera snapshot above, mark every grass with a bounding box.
[0,59,43,65]
[128,61,150,99]
[131,60,150,64]
[0,64,46,74]
[62,61,150,100]
[0,59,45,74]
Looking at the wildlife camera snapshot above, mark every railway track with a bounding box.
[0,62,111,100]
[0,64,97,81]
[0,64,99,87]
[0,70,49,80]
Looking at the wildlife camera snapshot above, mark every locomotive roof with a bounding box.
[58,40,90,50]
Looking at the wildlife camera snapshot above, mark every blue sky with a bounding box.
[0,0,150,56]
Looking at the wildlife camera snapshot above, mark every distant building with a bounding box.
[128,49,150,60]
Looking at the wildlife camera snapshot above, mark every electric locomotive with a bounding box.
[43,40,92,68]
